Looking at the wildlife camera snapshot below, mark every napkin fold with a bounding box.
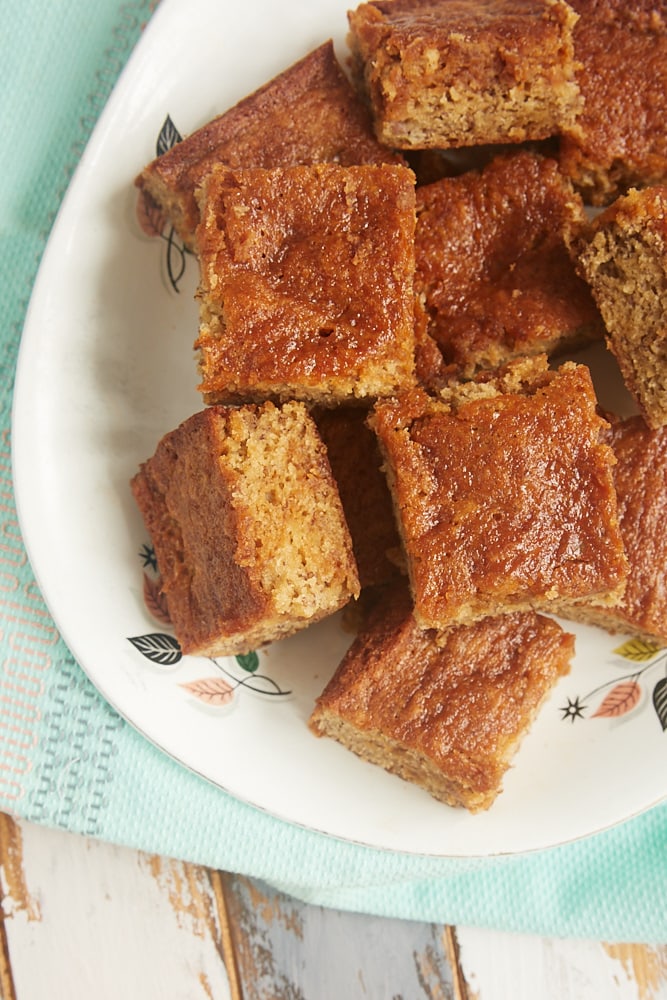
[1,0,665,944]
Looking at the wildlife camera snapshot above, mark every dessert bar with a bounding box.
[194,162,417,405]
[347,0,581,149]
[414,151,603,377]
[369,356,628,630]
[310,583,574,811]
[573,185,667,429]
[136,41,402,248]
[560,414,667,645]
[560,0,667,205]
[131,402,360,656]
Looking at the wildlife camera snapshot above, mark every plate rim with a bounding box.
[11,0,667,860]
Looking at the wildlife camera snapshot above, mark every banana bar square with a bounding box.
[194,163,417,406]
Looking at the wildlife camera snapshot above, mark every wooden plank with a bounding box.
[0,814,30,1000]
[219,871,456,999]
[456,925,667,1000]
[208,869,244,1000]
[0,906,16,1000]
[605,945,667,1000]
[1,810,663,999]
[0,816,232,1000]
[444,925,471,1000]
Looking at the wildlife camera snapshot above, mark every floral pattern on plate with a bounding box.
[128,544,292,709]
[561,638,667,729]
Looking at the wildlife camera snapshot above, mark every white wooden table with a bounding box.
[0,814,665,999]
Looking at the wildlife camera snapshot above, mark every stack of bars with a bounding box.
[132,0,667,813]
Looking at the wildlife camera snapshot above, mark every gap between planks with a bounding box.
[444,924,472,1000]
[217,869,466,1000]
[210,869,244,1000]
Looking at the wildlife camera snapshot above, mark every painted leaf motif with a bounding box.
[613,637,662,662]
[156,114,182,157]
[181,677,234,707]
[143,573,171,625]
[653,676,667,731]
[239,672,291,697]
[236,651,259,673]
[136,190,167,238]
[592,680,641,719]
[165,227,190,292]
[128,632,181,666]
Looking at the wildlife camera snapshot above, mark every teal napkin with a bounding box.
[1,0,665,944]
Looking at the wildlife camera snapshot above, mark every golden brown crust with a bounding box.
[558,415,667,645]
[560,0,667,205]
[310,583,574,811]
[131,403,360,657]
[573,185,667,428]
[414,151,603,377]
[347,0,581,149]
[194,163,417,406]
[135,41,403,249]
[369,355,628,630]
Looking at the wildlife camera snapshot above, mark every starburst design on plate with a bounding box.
[138,542,157,572]
[560,695,587,723]
[560,640,667,729]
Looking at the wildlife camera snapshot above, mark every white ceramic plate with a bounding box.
[13,0,667,857]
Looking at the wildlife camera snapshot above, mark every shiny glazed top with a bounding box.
[195,163,416,399]
[414,151,601,373]
[371,359,628,627]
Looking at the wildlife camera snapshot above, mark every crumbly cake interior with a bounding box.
[347,0,581,149]
[577,222,667,428]
[381,69,577,150]
[219,403,358,618]
[314,714,495,810]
